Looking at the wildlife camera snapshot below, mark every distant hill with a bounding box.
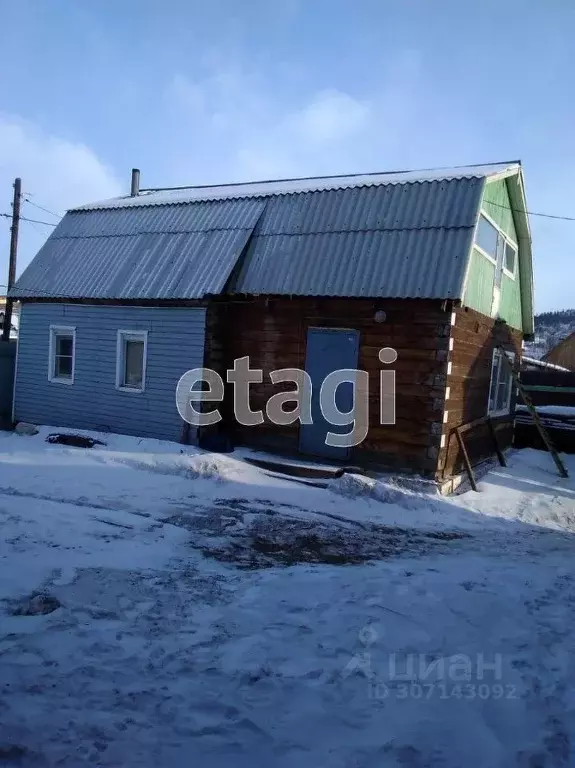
[524,309,575,359]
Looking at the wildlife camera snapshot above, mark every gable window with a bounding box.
[476,214,499,260]
[475,212,517,278]
[49,326,76,384]
[504,241,516,275]
[488,348,515,417]
[116,330,147,392]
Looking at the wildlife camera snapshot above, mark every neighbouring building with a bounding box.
[9,162,534,487]
[521,356,569,373]
[0,296,19,339]
[543,332,575,371]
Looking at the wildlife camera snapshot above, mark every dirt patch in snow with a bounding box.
[191,513,469,569]
[8,592,61,616]
[46,433,106,449]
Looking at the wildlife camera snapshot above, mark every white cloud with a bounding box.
[286,89,372,144]
[0,115,121,281]
[162,52,427,183]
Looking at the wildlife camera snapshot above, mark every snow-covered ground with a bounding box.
[1,427,575,767]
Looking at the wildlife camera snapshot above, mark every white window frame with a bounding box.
[502,238,517,279]
[474,210,518,279]
[116,330,148,393]
[48,325,76,385]
[487,348,516,417]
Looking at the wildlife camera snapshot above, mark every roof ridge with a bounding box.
[73,162,520,212]
[139,160,520,194]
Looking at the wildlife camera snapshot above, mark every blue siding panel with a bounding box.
[14,304,206,442]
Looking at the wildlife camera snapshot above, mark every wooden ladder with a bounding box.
[498,347,569,479]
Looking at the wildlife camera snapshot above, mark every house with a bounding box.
[9,162,534,488]
[542,332,575,371]
[0,296,19,339]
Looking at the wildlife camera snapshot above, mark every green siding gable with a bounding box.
[463,247,496,317]
[482,178,517,242]
[499,269,522,329]
[462,175,524,333]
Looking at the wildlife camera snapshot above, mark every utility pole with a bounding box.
[2,177,21,342]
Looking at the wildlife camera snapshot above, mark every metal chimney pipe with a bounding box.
[130,168,140,197]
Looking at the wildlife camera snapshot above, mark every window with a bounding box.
[116,330,147,392]
[504,241,516,275]
[488,349,515,416]
[476,214,499,260]
[474,212,518,279]
[49,326,76,384]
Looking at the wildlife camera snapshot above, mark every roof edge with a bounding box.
[71,162,521,213]
[506,168,535,337]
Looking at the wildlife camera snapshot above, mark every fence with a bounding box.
[521,369,575,407]
[515,368,575,453]
[0,341,16,428]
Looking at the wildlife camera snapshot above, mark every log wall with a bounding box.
[211,297,452,475]
[438,306,522,480]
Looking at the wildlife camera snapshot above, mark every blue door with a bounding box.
[299,327,360,460]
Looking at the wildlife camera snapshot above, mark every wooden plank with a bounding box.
[457,415,489,435]
[455,427,478,491]
[498,347,569,479]
[487,416,507,467]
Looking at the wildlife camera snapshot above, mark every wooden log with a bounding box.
[455,427,478,491]
[487,416,507,467]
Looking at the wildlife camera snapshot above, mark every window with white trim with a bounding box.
[474,213,517,278]
[49,326,76,384]
[504,240,516,274]
[116,330,147,392]
[476,214,499,260]
[488,349,515,416]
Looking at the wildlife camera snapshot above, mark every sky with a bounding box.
[0,0,573,312]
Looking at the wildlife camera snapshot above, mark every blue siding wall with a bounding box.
[14,303,206,442]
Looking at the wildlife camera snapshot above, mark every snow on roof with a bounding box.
[522,356,571,372]
[74,161,521,211]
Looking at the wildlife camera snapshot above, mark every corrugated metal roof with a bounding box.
[12,202,265,300]
[76,162,519,210]
[59,197,265,236]
[12,166,512,301]
[232,228,473,298]
[229,176,484,298]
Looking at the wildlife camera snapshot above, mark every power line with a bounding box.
[0,212,57,226]
[5,197,575,225]
[485,199,575,222]
[6,202,575,226]
[26,219,50,237]
[23,196,61,219]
